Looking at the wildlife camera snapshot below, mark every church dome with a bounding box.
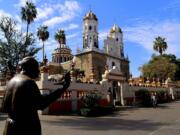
[83,10,98,21]
[110,24,122,33]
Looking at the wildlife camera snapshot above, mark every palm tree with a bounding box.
[21,1,37,39]
[153,36,168,55]
[54,29,66,48]
[37,25,49,61]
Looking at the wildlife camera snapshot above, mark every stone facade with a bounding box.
[75,51,106,82]
[75,51,129,82]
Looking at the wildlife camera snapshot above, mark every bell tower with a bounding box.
[104,24,124,58]
[110,24,124,57]
[83,10,99,50]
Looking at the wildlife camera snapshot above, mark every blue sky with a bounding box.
[0,0,180,77]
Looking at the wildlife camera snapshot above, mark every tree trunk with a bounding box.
[43,41,44,61]
[24,23,29,57]
[26,23,29,41]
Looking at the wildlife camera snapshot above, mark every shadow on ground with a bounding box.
[41,103,175,132]
[41,115,168,132]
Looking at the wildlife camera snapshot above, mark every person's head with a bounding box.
[19,56,40,79]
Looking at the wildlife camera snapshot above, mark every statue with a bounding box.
[1,56,70,135]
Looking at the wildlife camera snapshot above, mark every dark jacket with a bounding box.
[2,74,67,135]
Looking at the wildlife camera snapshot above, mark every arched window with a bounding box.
[89,37,92,44]
[94,42,98,48]
[89,26,92,30]
[112,62,115,67]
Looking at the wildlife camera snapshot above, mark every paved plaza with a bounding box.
[1,101,180,135]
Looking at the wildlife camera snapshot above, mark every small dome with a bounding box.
[83,10,98,21]
[53,45,72,54]
[110,24,122,33]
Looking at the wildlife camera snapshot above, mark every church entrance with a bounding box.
[112,81,121,106]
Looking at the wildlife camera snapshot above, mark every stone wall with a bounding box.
[91,52,106,81]
[122,85,180,106]
[120,59,129,81]
[75,52,92,82]
[75,51,106,82]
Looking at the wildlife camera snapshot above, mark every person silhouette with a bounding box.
[1,56,71,135]
[151,92,157,108]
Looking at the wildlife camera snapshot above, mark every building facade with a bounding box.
[74,10,129,82]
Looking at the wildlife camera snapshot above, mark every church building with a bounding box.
[74,10,129,82]
[49,10,129,84]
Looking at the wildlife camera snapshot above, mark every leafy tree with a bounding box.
[153,36,168,55]
[140,54,179,81]
[157,54,180,81]
[0,16,40,78]
[54,29,66,48]
[37,25,49,62]
[21,1,37,39]
[174,58,180,80]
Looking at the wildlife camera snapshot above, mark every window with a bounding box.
[89,26,92,30]
[94,42,98,48]
[112,62,115,67]
[89,37,92,42]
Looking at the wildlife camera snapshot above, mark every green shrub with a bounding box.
[136,89,170,106]
[135,89,151,107]
[156,90,168,103]
[81,91,102,108]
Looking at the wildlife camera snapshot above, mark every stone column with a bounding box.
[70,62,77,82]
[118,82,124,106]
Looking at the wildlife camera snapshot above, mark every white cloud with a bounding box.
[163,0,180,11]
[36,7,53,21]
[99,29,109,41]
[43,14,71,26]
[43,0,81,27]
[64,23,79,31]
[0,10,12,18]
[66,33,79,39]
[124,20,180,56]
[61,1,80,12]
